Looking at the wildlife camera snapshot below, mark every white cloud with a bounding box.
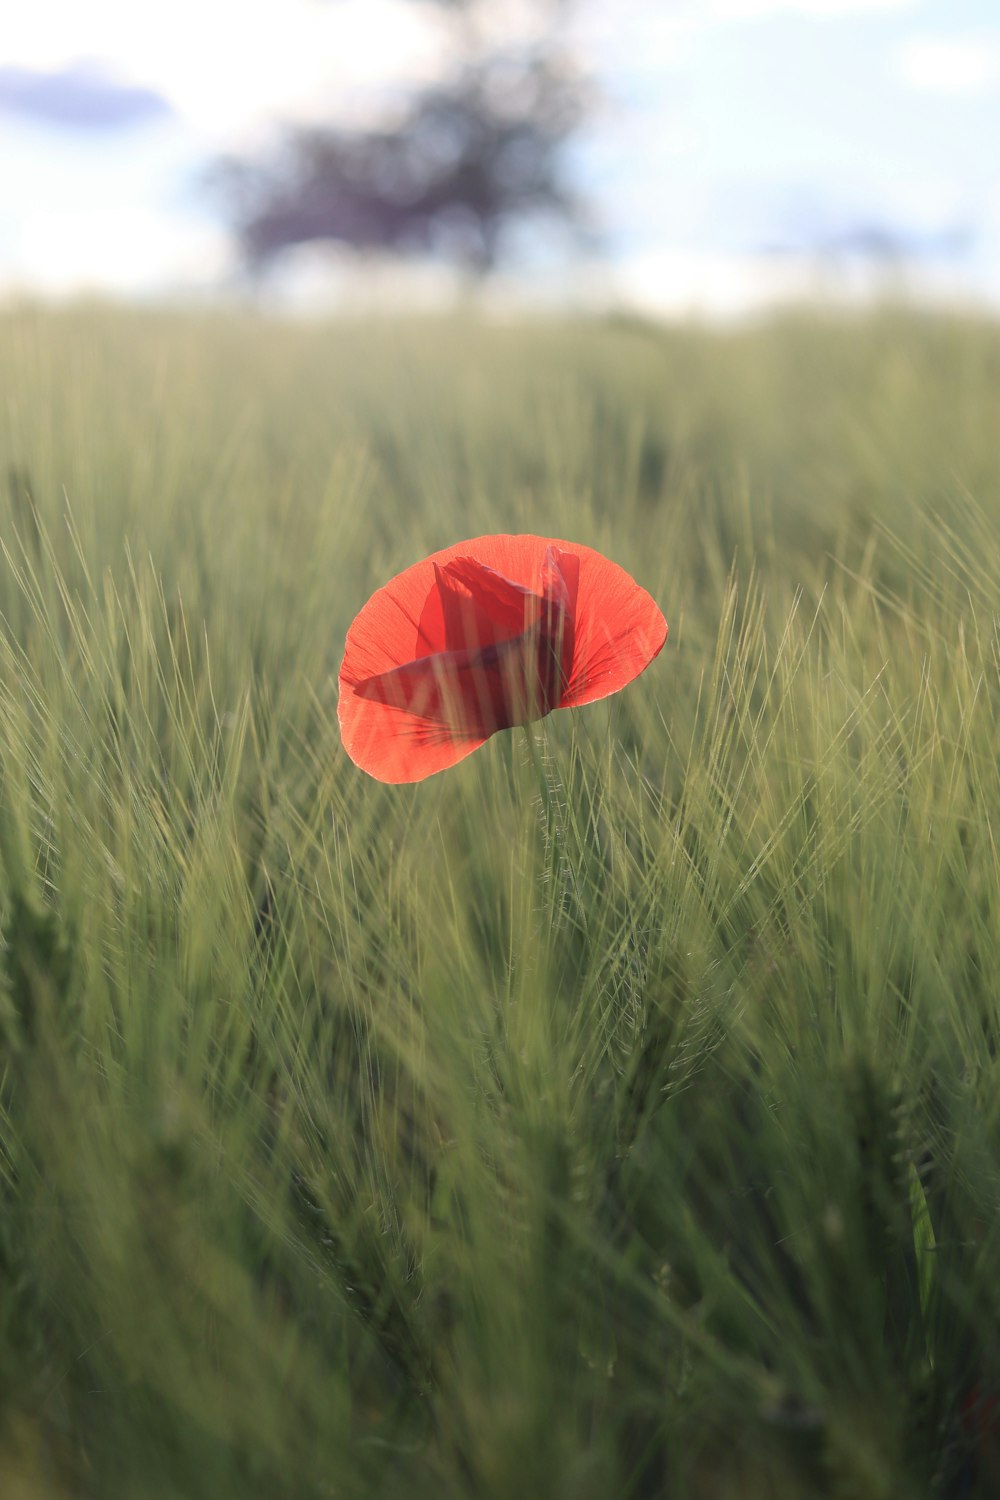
[576,0,915,44]
[609,247,999,323]
[611,249,823,320]
[571,0,917,88]
[0,0,452,146]
[896,35,1000,96]
[717,0,913,17]
[0,206,230,297]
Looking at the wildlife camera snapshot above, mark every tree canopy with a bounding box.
[215,8,590,275]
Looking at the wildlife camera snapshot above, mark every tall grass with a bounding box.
[0,301,998,1497]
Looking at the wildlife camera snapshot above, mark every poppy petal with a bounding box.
[560,549,666,708]
[341,698,486,784]
[440,557,538,629]
[541,545,578,616]
[355,634,536,735]
[420,557,537,655]
[540,545,579,691]
[338,534,666,782]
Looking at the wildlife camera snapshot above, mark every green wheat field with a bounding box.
[1,302,998,1498]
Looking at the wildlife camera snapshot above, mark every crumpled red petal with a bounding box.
[559,546,667,709]
[338,534,666,783]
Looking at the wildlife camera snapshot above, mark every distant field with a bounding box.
[0,302,998,1498]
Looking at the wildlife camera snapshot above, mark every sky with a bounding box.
[1,0,998,317]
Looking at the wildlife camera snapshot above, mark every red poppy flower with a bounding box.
[338,534,667,783]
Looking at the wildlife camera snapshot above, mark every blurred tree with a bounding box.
[215,1,591,276]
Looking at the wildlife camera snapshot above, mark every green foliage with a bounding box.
[0,301,998,1497]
